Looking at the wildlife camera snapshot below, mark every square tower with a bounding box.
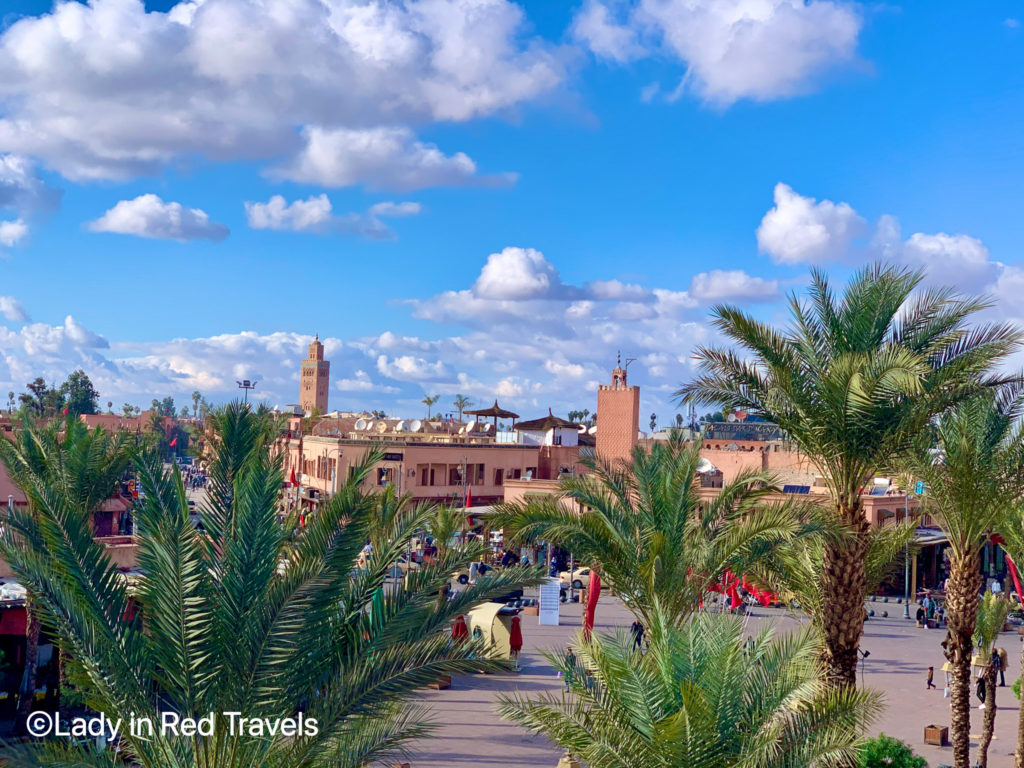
[300,334,330,415]
[596,355,639,467]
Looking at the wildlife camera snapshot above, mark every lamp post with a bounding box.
[904,488,911,619]
[236,379,258,404]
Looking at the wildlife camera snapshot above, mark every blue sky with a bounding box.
[0,0,1023,423]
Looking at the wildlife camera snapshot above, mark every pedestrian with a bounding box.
[977,673,987,706]
[997,648,1008,686]
[509,615,523,671]
[562,646,576,693]
[630,619,644,653]
[915,605,925,626]
[926,666,936,689]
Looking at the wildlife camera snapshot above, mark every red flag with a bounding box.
[169,437,177,447]
[290,468,297,486]
[466,485,472,508]
[583,570,602,638]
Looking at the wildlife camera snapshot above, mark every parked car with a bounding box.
[559,567,593,590]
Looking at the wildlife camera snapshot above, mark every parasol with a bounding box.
[464,400,520,430]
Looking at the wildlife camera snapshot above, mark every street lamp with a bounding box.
[236,379,258,404]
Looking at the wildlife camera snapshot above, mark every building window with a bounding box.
[494,468,503,486]
[510,468,522,480]
[416,464,429,487]
[553,434,562,446]
[449,465,463,486]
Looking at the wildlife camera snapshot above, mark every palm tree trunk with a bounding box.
[945,555,983,768]
[1017,639,1024,768]
[979,663,997,768]
[820,521,869,689]
[15,598,40,733]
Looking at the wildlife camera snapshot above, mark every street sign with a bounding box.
[538,577,561,626]
[915,481,926,495]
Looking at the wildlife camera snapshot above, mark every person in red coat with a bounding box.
[509,615,524,671]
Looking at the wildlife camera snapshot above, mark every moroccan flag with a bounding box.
[466,485,472,508]
[290,468,297,486]
[169,437,177,447]
[583,570,602,639]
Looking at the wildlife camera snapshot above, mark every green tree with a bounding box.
[973,593,1012,768]
[0,402,538,768]
[192,389,202,418]
[649,412,657,431]
[60,368,100,416]
[0,417,128,730]
[858,734,927,768]
[904,392,1024,768]
[495,435,817,631]
[453,394,473,424]
[7,390,14,411]
[679,264,1020,691]
[995,518,1024,768]
[499,611,881,768]
[19,377,62,418]
[421,393,440,420]
[122,402,135,418]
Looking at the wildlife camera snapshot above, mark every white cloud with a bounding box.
[0,219,28,247]
[271,126,514,191]
[0,296,28,322]
[573,0,862,105]
[756,182,865,265]
[473,247,569,300]
[689,269,779,301]
[88,194,229,242]
[0,154,61,215]
[376,354,448,381]
[1005,18,1020,29]
[0,1,560,185]
[244,194,421,239]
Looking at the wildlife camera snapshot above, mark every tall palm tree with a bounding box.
[192,389,202,419]
[494,435,821,631]
[679,263,1020,690]
[0,402,538,768]
[903,390,1024,768]
[453,394,473,424]
[973,593,1012,768]
[498,610,882,768]
[421,393,440,420]
[0,416,128,730]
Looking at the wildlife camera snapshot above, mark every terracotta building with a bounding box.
[300,335,330,415]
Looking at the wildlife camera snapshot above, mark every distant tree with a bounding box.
[675,413,684,428]
[106,400,113,413]
[121,403,135,418]
[453,394,473,423]
[649,412,657,432]
[191,390,201,418]
[370,409,387,419]
[421,393,440,420]
[151,396,175,417]
[6,391,14,411]
[198,397,211,420]
[19,378,63,418]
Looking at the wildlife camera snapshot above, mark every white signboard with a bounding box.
[538,577,561,626]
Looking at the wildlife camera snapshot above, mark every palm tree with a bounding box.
[192,389,202,418]
[0,416,128,730]
[679,263,1021,690]
[903,390,1024,768]
[0,402,538,768]
[494,434,820,631]
[973,593,1012,768]
[499,610,882,768]
[453,394,473,424]
[422,393,440,420]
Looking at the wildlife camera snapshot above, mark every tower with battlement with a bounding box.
[300,335,330,415]
[596,353,640,467]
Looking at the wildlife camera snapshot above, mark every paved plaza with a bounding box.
[411,591,1023,768]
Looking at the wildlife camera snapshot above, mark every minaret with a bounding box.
[300,334,330,415]
[596,352,640,466]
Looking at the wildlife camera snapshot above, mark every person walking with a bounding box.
[926,666,936,689]
[509,616,523,671]
[562,646,576,693]
[994,647,1006,686]
[630,620,644,653]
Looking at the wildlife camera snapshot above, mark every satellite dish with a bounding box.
[578,424,588,433]
[466,420,477,433]
[376,421,387,433]
[588,426,597,435]
[727,413,737,423]
[354,418,367,431]
[395,421,407,432]
[410,419,422,432]
[365,421,375,432]
[458,426,466,435]
[696,458,717,474]
[482,423,492,432]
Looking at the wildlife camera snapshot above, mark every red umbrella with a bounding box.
[583,570,602,638]
[509,615,523,653]
[452,615,469,643]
